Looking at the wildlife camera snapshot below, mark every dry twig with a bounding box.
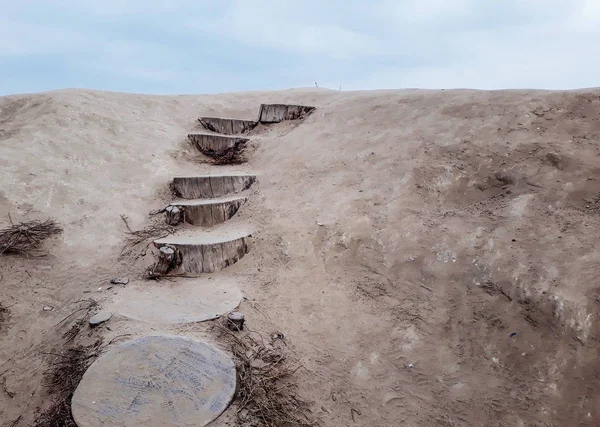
[55,299,98,327]
[62,319,86,344]
[118,214,174,259]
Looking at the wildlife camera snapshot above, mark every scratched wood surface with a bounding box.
[72,335,236,426]
[109,278,242,324]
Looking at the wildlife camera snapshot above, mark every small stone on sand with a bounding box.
[89,311,112,327]
[110,277,129,285]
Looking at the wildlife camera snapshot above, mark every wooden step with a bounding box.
[169,195,246,227]
[198,117,257,135]
[110,277,243,324]
[154,228,250,274]
[258,104,315,123]
[188,133,249,156]
[171,174,256,199]
[72,336,236,426]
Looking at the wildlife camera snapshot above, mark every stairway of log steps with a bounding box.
[70,103,315,427]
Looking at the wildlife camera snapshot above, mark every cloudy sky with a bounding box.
[1,0,599,95]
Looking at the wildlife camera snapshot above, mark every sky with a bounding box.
[1,0,599,95]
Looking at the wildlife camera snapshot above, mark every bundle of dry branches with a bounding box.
[215,324,315,427]
[0,218,63,256]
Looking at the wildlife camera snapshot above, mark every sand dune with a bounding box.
[1,87,600,426]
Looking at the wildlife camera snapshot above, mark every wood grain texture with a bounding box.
[72,336,236,427]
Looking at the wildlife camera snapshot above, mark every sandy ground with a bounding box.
[1,87,600,426]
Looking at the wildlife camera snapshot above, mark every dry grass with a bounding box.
[33,331,130,427]
[32,400,75,427]
[33,339,104,427]
[214,323,315,427]
[0,217,63,256]
[32,298,113,426]
[62,319,86,344]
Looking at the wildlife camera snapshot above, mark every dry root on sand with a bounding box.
[207,145,248,165]
[0,303,10,328]
[0,217,63,256]
[34,339,104,427]
[194,141,248,165]
[119,214,174,260]
[33,299,107,426]
[214,323,315,427]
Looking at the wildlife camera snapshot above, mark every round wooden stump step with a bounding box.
[154,228,250,274]
[198,117,257,135]
[258,103,315,123]
[71,335,236,427]
[188,133,249,156]
[172,174,256,199]
[110,278,243,324]
[170,195,246,227]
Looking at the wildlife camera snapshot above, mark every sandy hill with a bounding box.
[1,88,600,426]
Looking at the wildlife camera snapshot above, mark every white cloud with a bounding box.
[349,6,600,90]
[186,0,380,58]
[1,0,600,93]
[378,0,473,23]
[13,0,204,17]
[0,19,88,56]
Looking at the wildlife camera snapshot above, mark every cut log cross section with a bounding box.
[154,231,250,274]
[257,104,315,123]
[172,175,256,199]
[170,196,246,227]
[198,117,257,135]
[188,133,249,156]
[198,104,315,135]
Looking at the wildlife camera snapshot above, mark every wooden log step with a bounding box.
[154,229,250,274]
[171,174,256,199]
[110,277,243,324]
[72,336,236,427]
[188,133,249,156]
[170,195,246,227]
[198,117,257,135]
[258,104,315,123]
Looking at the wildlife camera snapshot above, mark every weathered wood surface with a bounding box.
[170,197,245,227]
[227,311,245,331]
[154,236,249,274]
[198,117,257,135]
[165,205,182,225]
[258,104,315,123]
[72,336,236,427]
[188,133,249,156]
[154,246,175,274]
[172,175,256,199]
[110,278,243,324]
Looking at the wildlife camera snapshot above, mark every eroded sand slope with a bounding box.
[1,88,600,426]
